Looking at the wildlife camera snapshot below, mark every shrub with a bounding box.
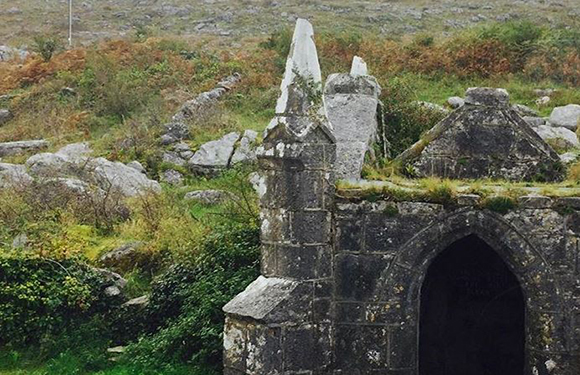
[122,223,260,372]
[0,255,114,347]
[32,35,61,62]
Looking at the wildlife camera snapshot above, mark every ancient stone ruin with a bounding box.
[223,19,580,375]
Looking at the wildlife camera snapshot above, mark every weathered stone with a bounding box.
[184,189,230,205]
[26,147,161,197]
[56,142,91,158]
[160,169,184,186]
[162,151,186,166]
[163,121,190,140]
[0,140,48,157]
[524,116,546,127]
[231,130,258,164]
[447,96,464,109]
[414,101,449,113]
[549,104,580,130]
[465,87,509,107]
[513,103,539,117]
[126,161,146,173]
[0,163,32,188]
[397,88,564,181]
[188,132,240,174]
[122,295,149,308]
[350,56,368,77]
[274,19,322,116]
[560,152,577,164]
[99,242,143,269]
[324,61,381,180]
[518,194,553,209]
[0,109,11,125]
[533,125,579,151]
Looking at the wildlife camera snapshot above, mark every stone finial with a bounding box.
[275,18,322,115]
[465,87,510,107]
[350,56,368,77]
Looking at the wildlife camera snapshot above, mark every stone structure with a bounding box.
[324,57,382,180]
[223,19,580,375]
[397,87,564,182]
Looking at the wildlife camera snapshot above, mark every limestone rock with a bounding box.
[560,152,577,164]
[0,140,49,157]
[161,169,184,186]
[447,96,464,109]
[523,116,546,127]
[26,144,161,197]
[0,109,11,125]
[533,125,579,151]
[163,121,190,140]
[536,96,551,106]
[184,189,230,205]
[414,101,449,114]
[100,242,143,269]
[188,132,240,174]
[162,151,186,166]
[126,161,146,173]
[0,163,32,188]
[122,295,149,308]
[549,104,580,130]
[465,87,509,107]
[512,103,539,117]
[397,88,564,181]
[350,56,368,77]
[223,276,302,322]
[275,19,322,116]
[88,157,161,196]
[56,142,91,159]
[324,70,381,180]
[231,130,258,164]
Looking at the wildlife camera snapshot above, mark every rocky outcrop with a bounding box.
[0,140,48,157]
[188,130,258,175]
[397,88,564,181]
[188,132,240,174]
[160,73,242,144]
[0,163,33,188]
[100,242,143,270]
[25,143,161,197]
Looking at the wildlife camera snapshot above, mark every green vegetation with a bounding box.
[1,18,580,374]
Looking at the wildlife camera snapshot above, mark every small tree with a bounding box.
[32,35,61,62]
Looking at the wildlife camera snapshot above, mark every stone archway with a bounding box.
[419,234,525,375]
[377,209,564,374]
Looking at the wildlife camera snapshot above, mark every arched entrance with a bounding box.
[419,234,525,375]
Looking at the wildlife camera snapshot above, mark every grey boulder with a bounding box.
[184,189,230,205]
[231,130,258,164]
[533,125,579,151]
[0,163,32,188]
[0,109,11,125]
[188,132,240,174]
[549,104,580,130]
[447,96,464,109]
[0,140,49,157]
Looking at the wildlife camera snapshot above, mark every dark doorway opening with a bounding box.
[419,235,525,375]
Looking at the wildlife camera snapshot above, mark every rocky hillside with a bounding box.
[1,0,579,46]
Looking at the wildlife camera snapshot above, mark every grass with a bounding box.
[0,17,580,375]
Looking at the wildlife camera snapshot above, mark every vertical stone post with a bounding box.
[324,56,382,180]
[223,19,335,375]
